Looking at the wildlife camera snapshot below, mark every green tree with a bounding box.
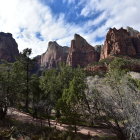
[40,69,61,126]
[86,58,140,140]
[58,67,86,133]
[0,62,15,119]
[107,57,129,83]
[58,64,75,89]
[30,74,42,118]
[10,61,26,107]
[18,48,33,111]
[40,69,61,105]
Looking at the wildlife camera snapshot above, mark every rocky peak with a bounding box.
[73,34,87,44]
[40,41,69,69]
[126,27,140,55]
[72,34,92,51]
[67,34,100,67]
[0,32,19,62]
[48,41,60,50]
[100,27,137,59]
[94,45,102,54]
[33,27,140,71]
[126,26,140,37]
[0,32,13,38]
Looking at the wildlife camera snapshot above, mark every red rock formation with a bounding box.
[85,65,108,73]
[35,27,140,71]
[40,41,69,69]
[0,32,19,62]
[67,34,100,67]
[85,62,140,73]
[127,27,140,55]
[100,28,136,59]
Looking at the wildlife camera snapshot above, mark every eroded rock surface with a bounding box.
[67,34,100,67]
[40,41,69,69]
[100,28,136,59]
[0,32,19,62]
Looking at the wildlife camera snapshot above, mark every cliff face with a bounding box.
[127,27,140,55]
[67,34,100,67]
[35,27,140,71]
[100,28,137,59]
[0,32,19,62]
[33,55,41,73]
[100,27,140,59]
[1,27,140,72]
[40,41,69,69]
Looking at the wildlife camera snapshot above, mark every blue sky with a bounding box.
[0,0,140,56]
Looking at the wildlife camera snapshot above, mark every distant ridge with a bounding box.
[1,27,140,71]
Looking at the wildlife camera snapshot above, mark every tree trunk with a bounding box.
[25,62,29,112]
[40,119,43,128]
[48,117,51,127]
[0,106,7,120]
[74,123,77,134]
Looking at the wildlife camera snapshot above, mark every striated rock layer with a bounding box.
[67,34,100,67]
[40,41,69,69]
[0,32,19,62]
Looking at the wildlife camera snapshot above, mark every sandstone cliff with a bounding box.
[67,34,100,67]
[100,27,140,59]
[127,27,140,55]
[40,41,69,69]
[0,32,19,62]
[36,27,140,70]
[100,28,137,59]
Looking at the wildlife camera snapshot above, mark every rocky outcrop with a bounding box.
[0,32,19,62]
[100,28,137,59]
[40,41,69,69]
[67,34,100,67]
[127,27,139,37]
[33,55,41,73]
[34,27,140,71]
[127,27,140,55]
[94,45,102,54]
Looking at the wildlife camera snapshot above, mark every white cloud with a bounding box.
[86,11,108,27]
[0,0,81,57]
[81,0,140,29]
[63,0,75,4]
[0,0,90,57]
[0,0,53,56]
[0,0,139,57]
[79,0,140,46]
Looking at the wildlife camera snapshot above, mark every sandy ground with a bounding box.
[7,108,116,137]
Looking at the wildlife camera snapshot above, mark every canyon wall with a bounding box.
[0,32,19,62]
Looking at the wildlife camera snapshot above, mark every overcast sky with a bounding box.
[0,0,140,56]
